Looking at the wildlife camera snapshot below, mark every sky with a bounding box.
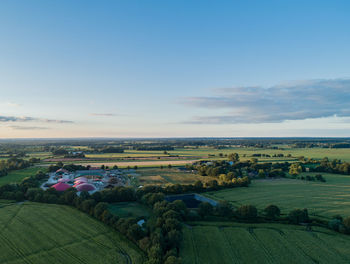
[0,0,350,138]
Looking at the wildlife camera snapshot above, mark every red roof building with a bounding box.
[52,182,71,192]
[76,183,96,192]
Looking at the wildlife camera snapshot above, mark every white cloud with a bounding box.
[182,79,350,124]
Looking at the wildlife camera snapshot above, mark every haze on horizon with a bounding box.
[0,0,350,138]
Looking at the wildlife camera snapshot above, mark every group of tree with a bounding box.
[0,157,31,177]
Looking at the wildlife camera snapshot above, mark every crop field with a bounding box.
[0,201,145,264]
[108,202,152,218]
[169,147,350,162]
[205,173,350,219]
[0,167,46,186]
[135,168,217,185]
[181,221,350,264]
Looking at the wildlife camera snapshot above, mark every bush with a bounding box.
[329,218,343,232]
[288,209,309,224]
[198,202,214,218]
[264,205,280,219]
[237,205,257,219]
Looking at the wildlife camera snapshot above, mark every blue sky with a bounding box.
[0,0,350,138]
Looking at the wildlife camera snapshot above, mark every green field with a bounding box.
[181,221,350,264]
[108,202,152,218]
[0,201,145,264]
[169,147,350,162]
[205,173,350,219]
[0,167,46,186]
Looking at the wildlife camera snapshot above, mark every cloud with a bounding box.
[0,115,73,124]
[3,102,21,107]
[89,113,117,117]
[9,125,49,130]
[181,79,350,124]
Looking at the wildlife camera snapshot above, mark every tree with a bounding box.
[94,202,108,219]
[288,209,309,224]
[228,153,239,162]
[264,205,280,219]
[238,205,257,219]
[216,201,232,217]
[164,256,181,264]
[289,163,302,176]
[198,202,213,218]
[258,169,266,178]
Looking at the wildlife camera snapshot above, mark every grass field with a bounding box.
[108,202,152,218]
[181,221,350,264]
[169,147,350,162]
[136,168,217,186]
[0,167,46,186]
[0,201,145,264]
[205,173,350,219]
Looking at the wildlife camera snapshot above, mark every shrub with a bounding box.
[237,205,257,219]
[198,202,214,218]
[329,218,343,231]
[264,205,280,219]
[288,209,309,224]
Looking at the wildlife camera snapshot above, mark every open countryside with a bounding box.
[1,1,350,263]
[0,202,145,264]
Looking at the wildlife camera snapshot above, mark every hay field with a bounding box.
[205,173,350,219]
[181,222,350,264]
[0,202,145,264]
[136,168,217,185]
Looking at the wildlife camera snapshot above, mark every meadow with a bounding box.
[108,202,152,218]
[0,167,46,186]
[0,201,145,264]
[181,221,350,264]
[205,173,350,219]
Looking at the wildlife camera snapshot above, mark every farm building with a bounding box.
[52,182,71,192]
[76,183,96,192]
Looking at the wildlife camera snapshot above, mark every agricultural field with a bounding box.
[205,173,350,219]
[181,221,350,264]
[169,147,350,162]
[0,201,145,264]
[108,202,152,218]
[0,167,46,186]
[135,167,217,186]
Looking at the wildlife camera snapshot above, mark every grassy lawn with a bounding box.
[181,221,350,264]
[108,202,152,218]
[0,167,46,186]
[204,173,350,219]
[0,201,145,264]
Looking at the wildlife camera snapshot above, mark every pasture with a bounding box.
[0,201,145,264]
[181,221,350,264]
[108,202,152,218]
[205,173,350,219]
[0,167,46,186]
